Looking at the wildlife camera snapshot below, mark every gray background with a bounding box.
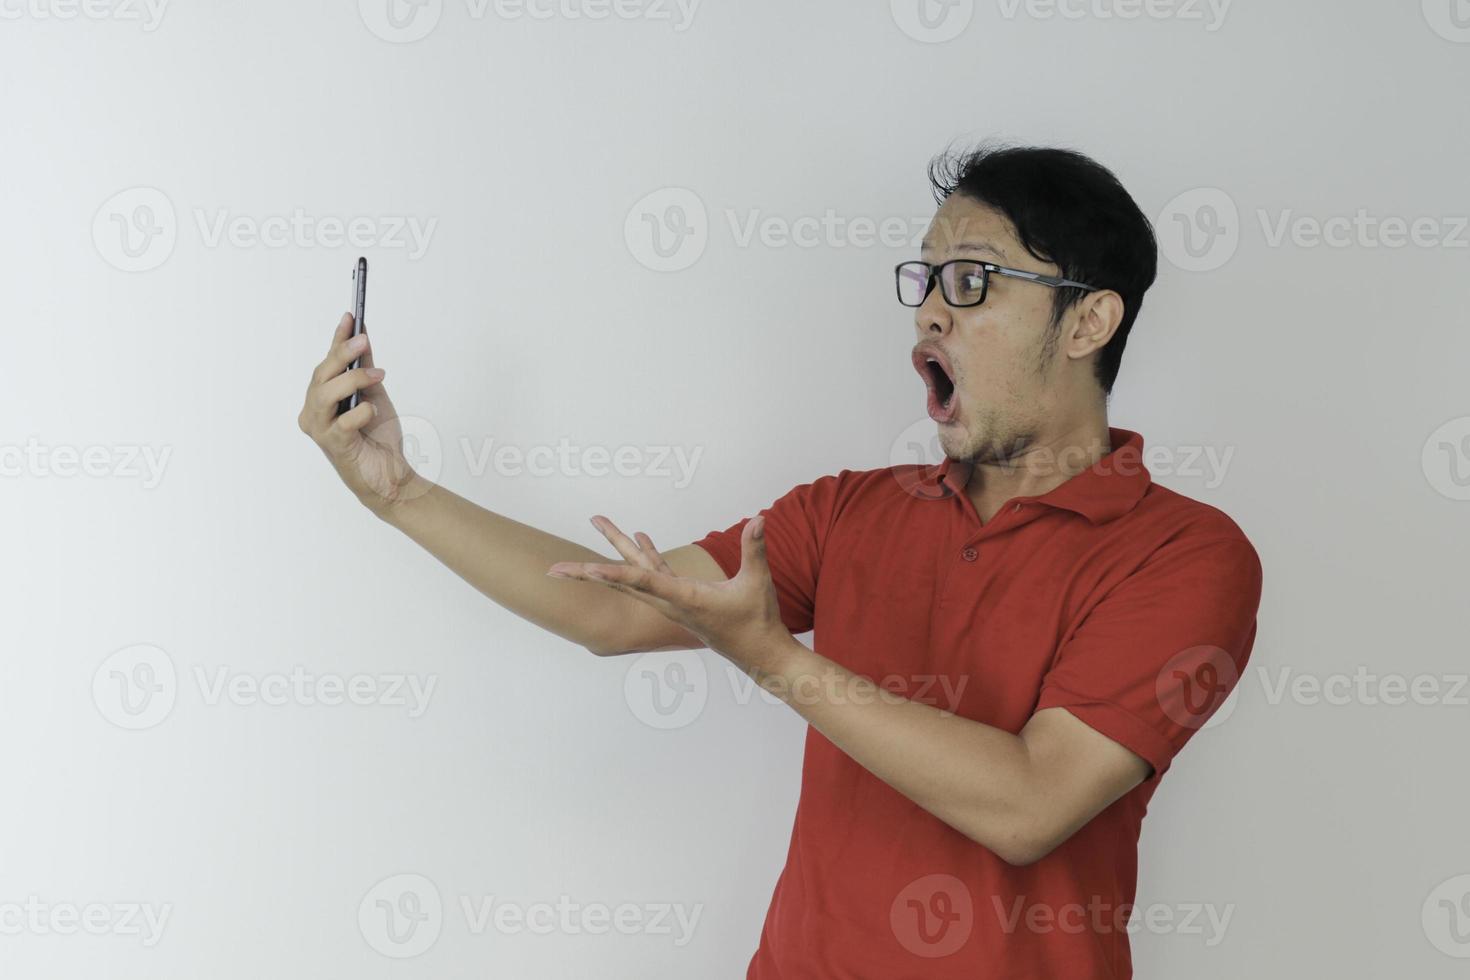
[3,0,1467,976]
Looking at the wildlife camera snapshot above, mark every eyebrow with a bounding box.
[918,239,1009,261]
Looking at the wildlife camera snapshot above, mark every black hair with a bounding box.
[927,141,1158,395]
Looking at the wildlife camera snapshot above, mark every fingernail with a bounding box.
[366,367,385,379]
[350,334,368,350]
[753,515,765,540]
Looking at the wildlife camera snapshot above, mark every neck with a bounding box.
[961,415,1113,524]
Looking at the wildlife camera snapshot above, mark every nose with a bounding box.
[914,281,953,338]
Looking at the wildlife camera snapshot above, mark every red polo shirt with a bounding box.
[693,427,1263,979]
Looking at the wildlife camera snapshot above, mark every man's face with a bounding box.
[911,194,1074,465]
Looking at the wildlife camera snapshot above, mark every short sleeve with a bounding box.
[691,473,845,635]
[1035,532,1264,779]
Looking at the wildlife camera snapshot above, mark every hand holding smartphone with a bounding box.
[337,256,368,416]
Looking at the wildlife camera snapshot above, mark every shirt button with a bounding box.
[961,547,978,562]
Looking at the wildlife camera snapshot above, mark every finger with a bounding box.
[547,561,684,620]
[633,531,674,573]
[592,578,684,621]
[320,400,376,452]
[311,312,358,383]
[736,514,771,581]
[311,329,371,387]
[302,367,385,434]
[590,515,658,571]
[552,561,691,607]
[311,366,386,412]
[353,344,402,417]
[328,311,354,352]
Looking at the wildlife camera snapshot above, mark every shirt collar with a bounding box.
[925,427,1151,525]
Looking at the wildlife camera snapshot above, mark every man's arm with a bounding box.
[379,488,729,655]
[550,515,1258,866]
[750,642,1150,866]
[550,515,1147,862]
[297,312,729,656]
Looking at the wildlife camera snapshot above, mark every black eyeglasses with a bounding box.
[895,259,1100,308]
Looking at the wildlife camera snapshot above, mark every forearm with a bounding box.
[374,477,640,653]
[543,518,1146,862]
[752,640,1048,863]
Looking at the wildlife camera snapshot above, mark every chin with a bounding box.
[936,420,972,459]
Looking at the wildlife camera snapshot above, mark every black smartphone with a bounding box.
[337,256,368,416]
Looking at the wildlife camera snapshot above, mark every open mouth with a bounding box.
[913,347,959,423]
[924,357,956,407]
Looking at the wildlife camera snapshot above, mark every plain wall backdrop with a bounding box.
[3,1,1467,976]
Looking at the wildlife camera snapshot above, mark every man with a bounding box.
[299,143,1262,978]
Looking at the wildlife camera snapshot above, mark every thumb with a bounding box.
[738,514,771,580]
